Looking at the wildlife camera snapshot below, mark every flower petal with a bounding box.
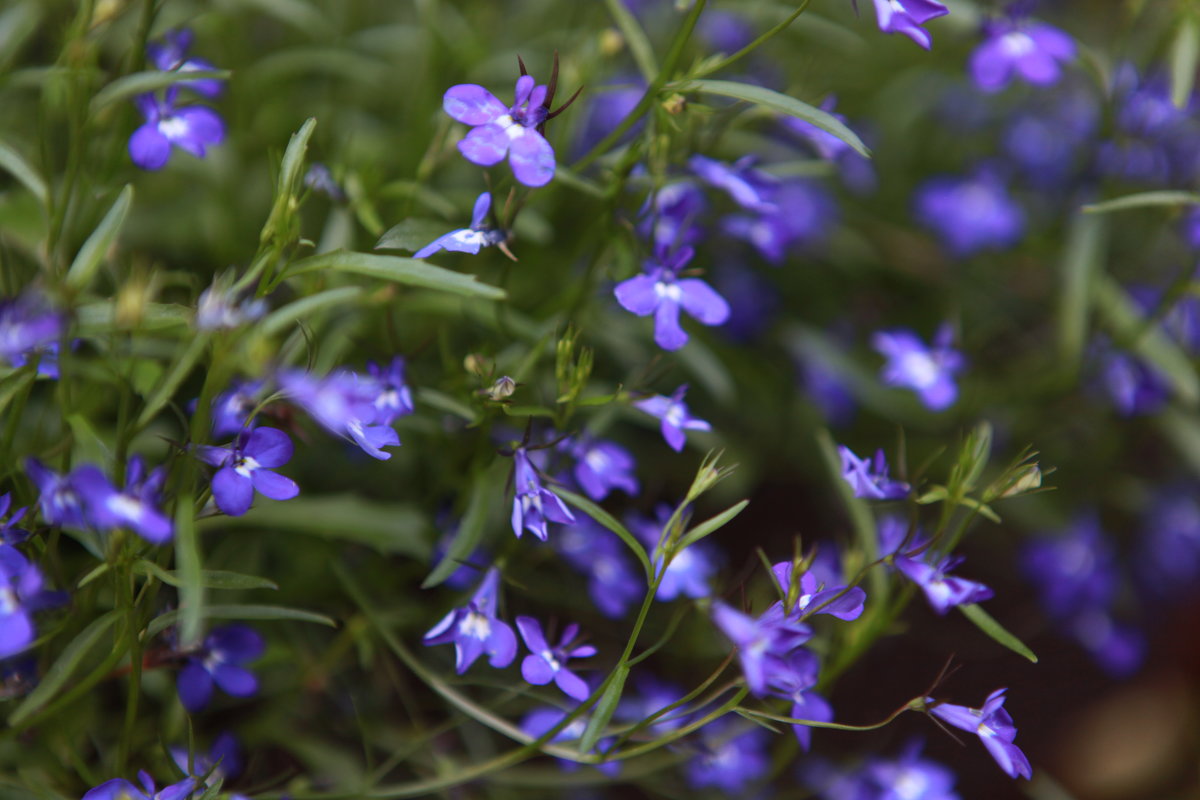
[212,663,258,697]
[129,124,172,170]
[521,653,555,685]
[245,427,293,468]
[614,275,660,316]
[212,467,253,517]
[508,130,556,187]
[458,124,509,166]
[177,660,214,712]
[443,84,507,125]
[677,279,731,326]
[251,469,300,502]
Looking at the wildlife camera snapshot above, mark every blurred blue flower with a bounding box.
[25,458,89,529]
[873,324,964,411]
[147,29,224,97]
[838,445,910,500]
[519,705,621,776]
[763,648,833,750]
[564,436,639,501]
[555,515,642,618]
[194,284,266,330]
[970,19,1075,92]
[129,90,224,171]
[915,169,1025,256]
[685,718,770,792]
[413,192,507,258]
[211,379,263,438]
[0,294,63,370]
[0,494,29,545]
[280,368,401,460]
[0,544,47,660]
[83,773,196,800]
[423,567,518,673]
[176,624,264,712]
[630,504,717,601]
[73,456,173,544]
[639,180,707,253]
[170,731,243,785]
[1139,488,1200,595]
[689,155,777,213]
[614,245,730,351]
[711,600,812,696]
[770,561,866,620]
[366,356,415,425]
[895,553,994,614]
[1099,349,1169,416]
[444,76,555,187]
[721,179,838,264]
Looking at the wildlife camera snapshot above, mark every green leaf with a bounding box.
[134,560,279,591]
[374,218,453,252]
[134,332,211,430]
[551,486,653,579]
[605,0,657,80]
[676,499,749,551]
[65,184,132,290]
[1082,190,1200,214]
[580,664,628,755]
[258,286,362,336]
[0,368,34,417]
[1170,16,1200,109]
[0,138,47,206]
[423,460,505,588]
[281,251,506,300]
[174,491,205,649]
[667,79,869,157]
[8,610,121,726]
[1057,212,1107,368]
[146,604,337,638]
[90,70,232,113]
[209,494,431,558]
[958,603,1037,663]
[259,118,317,248]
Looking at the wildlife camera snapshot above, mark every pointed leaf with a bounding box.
[551,486,653,579]
[958,603,1037,663]
[1170,16,1200,109]
[146,604,336,638]
[0,139,47,206]
[258,286,362,336]
[66,184,133,290]
[134,560,279,591]
[580,664,628,755]
[90,70,231,113]
[8,610,121,725]
[375,218,454,252]
[282,251,506,300]
[1083,190,1200,214]
[676,499,748,551]
[423,459,505,588]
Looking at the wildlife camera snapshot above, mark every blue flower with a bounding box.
[629,505,716,601]
[634,384,712,452]
[770,561,866,621]
[510,447,575,541]
[280,368,401,460]
[516,616,596,701]
[763,648,833,751]
[927,689,1032,779]
[25,458,89,528]
[914,169,1025,256]
[423,567,518,673]
[0,544,47,660]
[72,456,173,544]
[970,18,1075,93]
[711,600,812,696]
[564,436,639,501]
[414,193,507,258]
[615,246,730,351]
[869,0,950,50]
[519,705,620,776]
[554,516,642,618]
[873,325,964,411]
[146,29,224,98]
[366,356,416,425]
[838,445,910,500]
[194,284,266,330]
[170,731,242,785]
[688,154,778,213]
[129,90,224,171]
[195,427,300,517]
[176,624,264,712]
[0,493,30,545]
[83,773,196,800]
[444,76,555,187]
[211,380,264,438]
[894,553,993,614]
[685,718,770,792]
[0,294,64,370]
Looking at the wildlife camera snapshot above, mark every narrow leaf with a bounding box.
[0,139,47,206]
[146,604,336,638]
[66,185,133,290]
[258,286,362,336]
[676,499,749,551]
[90,70,232,113]
[134,332,211,430]
[551,486,653,579]
[1057,212,1106,368]
[282,251,506,300]
[174,490,205,648]
[604,0,657,81]
[1170,16,1200,109]
[134,560,279,591]
[423,459,504,588]
[958,603,1038,663]
[668,79,869,157]
[1082,190,1200,214]
[580,664,628,754]
[374,218,452,252]
[8,610,121,725]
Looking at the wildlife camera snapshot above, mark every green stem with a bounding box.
[689,0,812,80]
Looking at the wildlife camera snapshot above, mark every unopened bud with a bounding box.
[486,375,517,401]
[464,353,492,377]
[662,94,687,115]
[599,28,624,57]
[1000,464,1042,498]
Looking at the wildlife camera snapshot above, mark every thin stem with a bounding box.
[689,0,812,80]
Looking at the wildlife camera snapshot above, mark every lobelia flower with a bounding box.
[423,567,517,673]
[1139,489,1200,593]
[1021,515,1117,619]
[970,18,1076,93]
[629,505,716,601]
[869,0,950,49]
[72,456,173,544]
[516,616,596,701]
[873,325,964,411]
[639,180,707,254]
[838,445,910,500]
[194,284,266,331]
[195,427,300,517]
[211,379,264,438]
[720,179,838,265]
[170,731,243,785]
[763,647,833,750]
[711,600,812,696]
[24,458,89,528]
[147,29,224,97]
[176,624,264,712]
[563,436,638,501]
[927,689,1032,779]
[443,75,555,187]
[770,562,866,621]
[519,706,621,776]
[129,89,224,171]
[915,168,1025,256]
[688,155,778,213]
[614,245,730,351]
[510,447,575,541]
[366,356,416,425]
[0,294,64,370]
[859,740,963,800]
[0,493,29,545]
[634,384,712,452]
[616,677,690,736]
[0,544,49,660]
[304,162,347,201]
[554,516,642,618]
[1099,349,1169,416]
[895,553,993,614]
[279,368,401,460]
[685,718,770,792]
[83,773,196,800]
[413,192,507,259]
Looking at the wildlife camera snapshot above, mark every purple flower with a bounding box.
[0,544,46,660]
[304,162,346,201]
[565,437,639,501]
[83,773,196,800]
[770,562,866,621]
[838,445,910,500]
[634,384,712,452]
[194,285,266,330]
[1099,350,1169,416]
[443,75,555,187]
[147,29,224,97]
[176,624,264,712]
[689,155,778,213]
[0,493,29,545]
[861,741,962,800]
[516,616,596,701]
[873,325,964,411]
[1021,515,1117,619]
[914,169,1025,256]
[870,0,950,50]
[170,731,242,785]
[685,718,770,792]
[72,456,173,544]
[519,706,621,776]
[1139,490,1200,593]
[616,677,690,736]
[615,246,730,351]
[510,447,575,541]
[639,181,707,254]
[0,294,63,369]
[25,458,88,528]
[970,20,1075,92]
[763,648,833,750]
[413,192,507,258]
[894,553,993,614]
[279,368,401,460]
[629,505,716,601]
[711,600,812,696]
[211,380,263,438]
[1068,608,1145,678]
[720,179,838,264]
[782,97,853,163]
[555,516,642,618]
[423,567,518,673]
[129,91,224,171]
[195,427,300,517]
[927,689,1032,779]
[366,356,415,425]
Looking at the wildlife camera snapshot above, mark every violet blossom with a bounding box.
[564,436,639,501]
[894,553,994,614]
[0,494,29,545]
[413,192,507,258]
[838,445,910,500]
[147,29,224,97]
[688,155,778,213]
[764,648,833,750]
[516,616,596,701]
[0,544,47,660]
[423,567,517,673]
[614,245,730,351]
[927,689,1032,779]
[279,368,401,460]
[685,718,770,792]
[83,773,196,800]
[873,325,964,411]
[510,447,575,541]
[366,356,415,425]
[711,600,812,696]
[634,384,712,452]
[0,294,63,370]
[554,516,642,618]
[630,505,716,601]
[72,456,173,544]
[870,0,950,50]
[195,427,300,517]
[25,458,89,528]
[211,379,264,438]
[914,169,1025,256]
[443,75,556,187]
[970,19,1076,93]
[770,561,866,621]
[176,624,264,712]
[129,90,224,171]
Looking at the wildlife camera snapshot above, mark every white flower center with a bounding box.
[894,768,929,800]
[460,611,491,640]
[234,455,260,478]
[541,650,561,671]
[0,587,17,615]
[158,116,190,141]
[108,494,145,522]
[1000,32,1036,58]
[899,350,939,388]
[655,281,683,303]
